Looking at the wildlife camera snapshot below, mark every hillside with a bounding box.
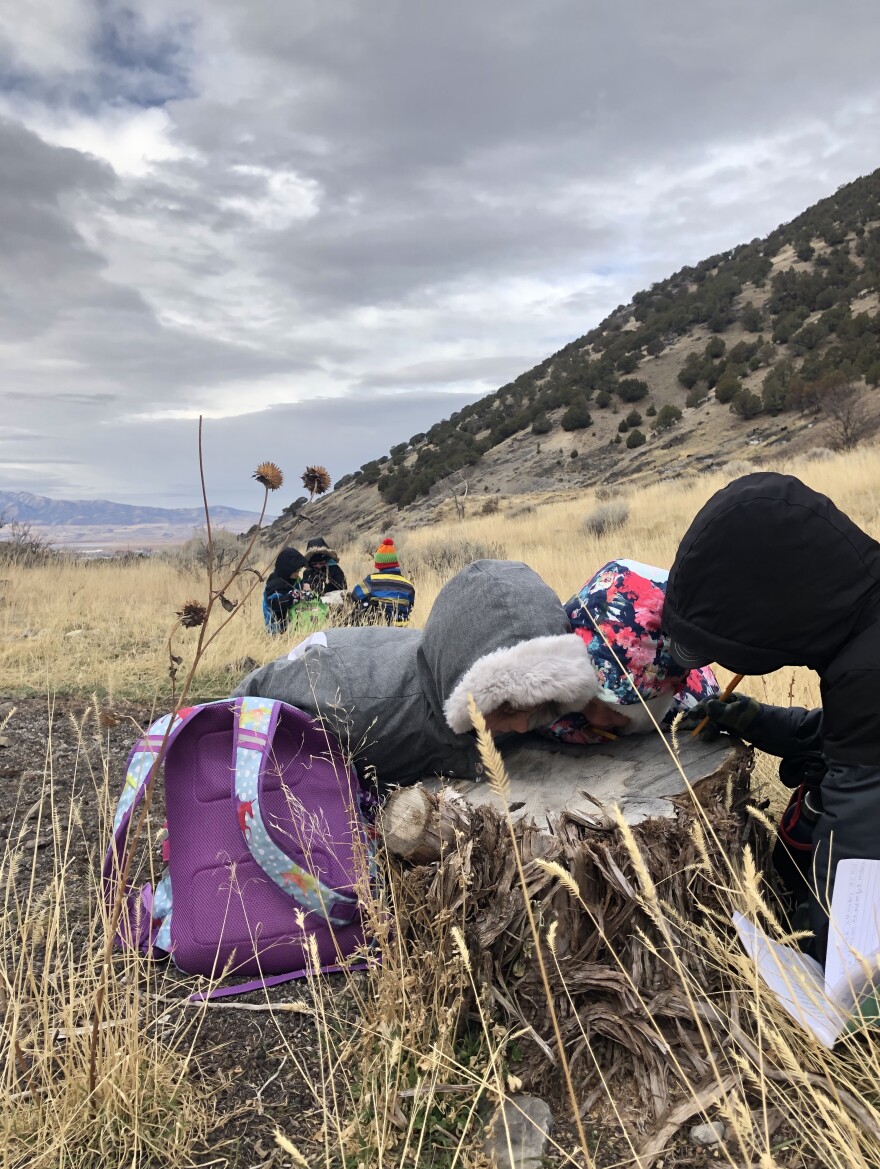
[264,167,880,547]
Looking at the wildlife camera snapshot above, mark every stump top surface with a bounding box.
[425,731,743,825]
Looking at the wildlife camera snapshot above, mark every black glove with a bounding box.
[679,693,762,741]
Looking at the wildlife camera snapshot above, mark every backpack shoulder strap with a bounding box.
[102,703,215,946]
[232,697,359,926]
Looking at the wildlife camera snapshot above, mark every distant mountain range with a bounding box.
[0,491,273,530]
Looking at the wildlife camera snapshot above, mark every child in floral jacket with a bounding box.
[545,559,719,745]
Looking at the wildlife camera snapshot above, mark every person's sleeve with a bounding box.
[805,668,880,962]
[740,703,823,758]
[330,564,347,590]
[351,578,370,604]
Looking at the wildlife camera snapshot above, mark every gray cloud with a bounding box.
[0,391,485,508]
[356,354,539,390]
[0,0,879,508]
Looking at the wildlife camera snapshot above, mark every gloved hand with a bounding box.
[678,693,762,741]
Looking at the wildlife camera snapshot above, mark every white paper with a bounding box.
[824,858,880,1011]
[732,911,847,1048]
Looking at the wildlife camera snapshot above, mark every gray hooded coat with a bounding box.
[233,560,599,790]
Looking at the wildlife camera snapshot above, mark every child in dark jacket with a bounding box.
[262,547,308,634]
[302,537,347,596]
[662,472,880,961]
[350,538,416,625]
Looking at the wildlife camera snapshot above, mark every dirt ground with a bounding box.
[0,694,338,1168]
[0,694,742,1168]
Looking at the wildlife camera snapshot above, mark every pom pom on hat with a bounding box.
[375,537,400,570]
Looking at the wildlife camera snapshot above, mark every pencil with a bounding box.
[690,673,745,739]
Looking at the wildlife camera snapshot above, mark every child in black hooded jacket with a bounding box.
[662,472,880,960]
[262,547,307,634]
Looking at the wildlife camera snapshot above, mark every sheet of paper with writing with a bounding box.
[732,911,847,1048]
[824,858,880,1011]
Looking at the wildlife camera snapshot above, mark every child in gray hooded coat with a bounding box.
[234,559,600,792]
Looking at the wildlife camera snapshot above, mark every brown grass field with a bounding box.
[3,446,880,1167]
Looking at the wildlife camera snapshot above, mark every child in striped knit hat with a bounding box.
[350,537,416,625]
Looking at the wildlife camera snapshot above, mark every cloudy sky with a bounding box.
[2,1,879,510]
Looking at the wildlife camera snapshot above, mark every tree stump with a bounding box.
[381,731,751,863]
[379,732,765,1118]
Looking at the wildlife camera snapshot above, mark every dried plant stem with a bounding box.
[469,697,594,1165]
[198,416,214,603]
[89,418,270,1099]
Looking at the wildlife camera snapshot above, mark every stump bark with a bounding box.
[381,731,750,863]
[379,731,765,1118]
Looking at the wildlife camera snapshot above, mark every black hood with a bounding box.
[663,473,880,675]
[270,547,306,586]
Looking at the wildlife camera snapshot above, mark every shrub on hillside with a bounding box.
[677,355,703,389]
[617,351,640,374]
[685,385,707,408]
[583,499,630,536]
[731,389,763,419]
[819,377,874,450]
[596,390,612,408]
[625,409,643,427]
[617,378,649,403]
[761,358,797,414]
[651,404,683,431]
[560,399,593,430]
[172,528,245,576]
[740,302,763,332]
[714,373,742,405]
[405,539,505,582]
[626,428,647,449]
[531,412,552,435]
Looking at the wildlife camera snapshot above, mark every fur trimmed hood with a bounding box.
[443,633,599,734]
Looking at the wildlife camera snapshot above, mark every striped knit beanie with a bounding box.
[375,537,400,571]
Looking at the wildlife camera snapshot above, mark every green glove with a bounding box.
[679,694,762,741]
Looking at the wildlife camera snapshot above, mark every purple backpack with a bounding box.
[104,696,373,993]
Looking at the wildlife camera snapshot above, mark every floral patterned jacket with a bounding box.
[545,559,719,745]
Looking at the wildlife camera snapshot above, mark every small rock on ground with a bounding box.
[485,1094,553,1168]
[690,1120,726,1146]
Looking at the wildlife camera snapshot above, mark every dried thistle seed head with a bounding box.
[177,600,208,628]
[301,464,332,498]
[253,461,284,491]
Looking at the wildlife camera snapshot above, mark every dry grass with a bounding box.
[3,444,880,705]
[271,716,880,1169]
[1,703,226,1168]
[5,443,880,1165]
